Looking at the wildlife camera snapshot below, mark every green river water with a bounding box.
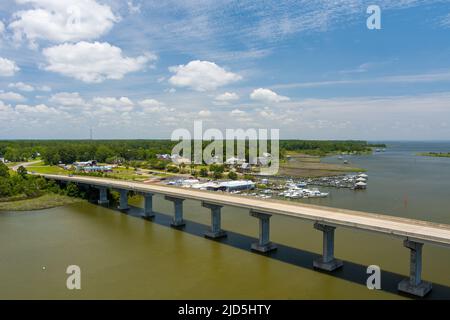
[1,142,450,299]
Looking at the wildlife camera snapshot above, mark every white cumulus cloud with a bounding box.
[92,96,134,111]
[169,60,241,92]
[50,92,86,107]
[0,100,14,120]
[43,41,155,83]
[0,91,26,102]
[15,103,61,115]
[250,88,290,103]
[0,57,20,76]
[215,92,239,103]
[8,82,34,92]
[198,110,211,117]
[230,109,245,116]
[9,0,118,45]
[138,99,168,112]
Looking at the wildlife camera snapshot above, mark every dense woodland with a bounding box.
[0,162,79,200]
[0,140,385,165]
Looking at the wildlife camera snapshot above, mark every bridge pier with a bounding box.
[250,211,277,253]
[165,196,185,227]
[313,223,343,271]
[97,187,109,205]
[202,202,227,239]
[117,189,129,211]
[143,193,155,219]
[398,239,432,297]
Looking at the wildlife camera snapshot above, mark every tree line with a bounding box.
[0,140,384,165]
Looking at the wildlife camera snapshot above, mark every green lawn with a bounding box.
[26,163,68,175]
[6,162,20,168]
[25,163,165,181]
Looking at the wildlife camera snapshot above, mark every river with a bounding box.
[1,141,450,299]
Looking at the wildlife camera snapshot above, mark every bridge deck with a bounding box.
[41,174,450,247]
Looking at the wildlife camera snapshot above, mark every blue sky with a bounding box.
[0,0,450,140]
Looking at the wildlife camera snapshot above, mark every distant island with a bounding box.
[418,152,450,158]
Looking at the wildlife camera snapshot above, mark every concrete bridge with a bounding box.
[40,173,450,297]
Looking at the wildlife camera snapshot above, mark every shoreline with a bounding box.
[417,152,450,158]
[0,193,84,212]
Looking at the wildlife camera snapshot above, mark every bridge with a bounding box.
[40,173,450,297]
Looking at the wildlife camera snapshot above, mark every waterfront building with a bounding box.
[218,180,255,192]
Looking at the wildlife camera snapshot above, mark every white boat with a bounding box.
[355,182,367,189]
[302,189,329,198]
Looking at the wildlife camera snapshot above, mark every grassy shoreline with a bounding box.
[418,152,450,158]
[0,193,84,212]
[280,153,365,178]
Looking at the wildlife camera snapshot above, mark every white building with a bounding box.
[225,157,246,165]
[170,154,191,165]
[156,154,171,160]
[218,180,255,192]
[74,160,97,167]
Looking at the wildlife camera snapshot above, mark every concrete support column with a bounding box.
[97,187,109,205]
[250,210,277,253]
[398,239,432,297]
[117,189,129,211]
[143,193,155,219]
[202,202,227,239]
[165,196,185,227]
[313,223,343,271]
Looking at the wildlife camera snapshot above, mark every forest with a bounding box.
[0,140,385,165]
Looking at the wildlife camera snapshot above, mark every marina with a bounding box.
[163,172,369,201]
[2,142,450,299]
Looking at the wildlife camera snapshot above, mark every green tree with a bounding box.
[228,171,238,180]
[65,182,80,197]
[243,174,255,181]
[0,162,9,178]
[209,164,224,173]
[95,145,114,163]
[17,166,27,178]
[213,171,223,179]
[167,165,180,173]
[199,167,209,177]
[0,177,11,197]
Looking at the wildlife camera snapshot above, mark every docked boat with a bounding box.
[354,181,367,189]
[358,173,368,180]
